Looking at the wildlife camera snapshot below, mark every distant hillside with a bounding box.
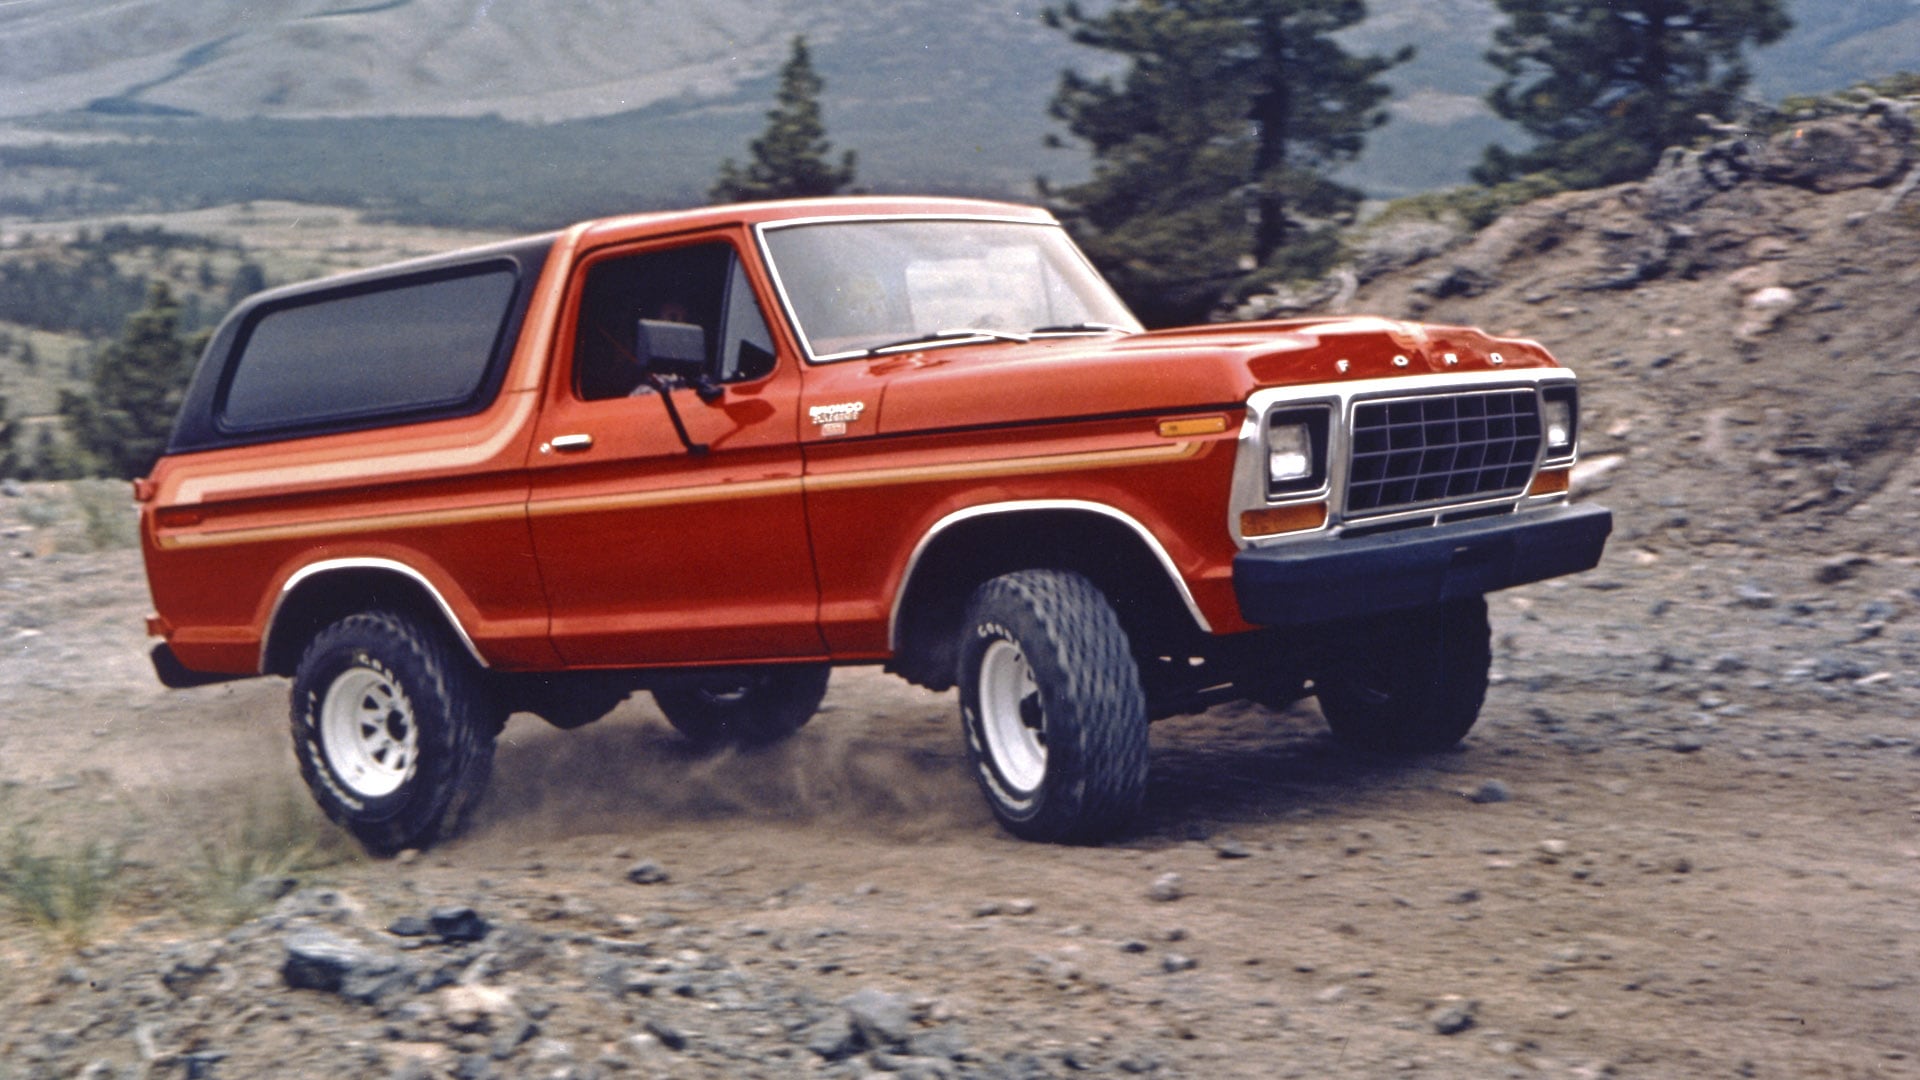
[0,0,1912,210]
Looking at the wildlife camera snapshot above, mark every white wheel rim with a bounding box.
[319,664,418,799]
[979,638,1046,794]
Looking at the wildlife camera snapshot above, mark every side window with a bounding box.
[221,266,517,432]
[719,258,777,383]
[573,242,777,401]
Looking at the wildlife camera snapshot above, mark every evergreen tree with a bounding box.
[1477,0,1791,188]
[0,394,18,480]
[1044,0,1409,326]
[59,282,200,479]
[710,36,858,203]
[226,261,269,310]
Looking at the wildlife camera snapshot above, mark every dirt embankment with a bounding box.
[2,109,1919,1079]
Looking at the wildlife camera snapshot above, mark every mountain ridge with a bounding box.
[0,0,1912,203]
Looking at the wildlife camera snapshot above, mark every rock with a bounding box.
[439,984,517,1033]
[844,987,914,1048]
[430,905,491,944]
[1161,953,1198,974]
[282,929,417,1006]
[388,915,432,937]
[1468,779,1512,804]
[490,1016,540,1060]
[1213,838,1254,859]
[271,887,363,925]
[1147,873,1184,902]
[1709,654,1749,675]
[1816,554,1874,584]
[160,942,223,998]
[1428,998,1478,1036]
[1761,116,1913,193]
[625,860,670,885]
[804,1011,862,1061]
[641,1017,688,1052]
[1812,655,1871,683]
[450,1054,498,1080]
[240,874,299,905]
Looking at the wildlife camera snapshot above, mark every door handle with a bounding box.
[546,433,594,453]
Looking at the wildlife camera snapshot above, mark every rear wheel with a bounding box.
[651,664,831,748]
[1314,597,1491,755]
[958,570,1149,844]
[290,610,500,855]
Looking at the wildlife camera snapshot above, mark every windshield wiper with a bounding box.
[1030,322,1136,335]
[864,328,1031,356]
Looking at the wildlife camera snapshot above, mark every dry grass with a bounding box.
[0,788,126,946]
[185,792,359,926]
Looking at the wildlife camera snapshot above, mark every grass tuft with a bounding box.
[187,794,356,925]
[0,793,127,946]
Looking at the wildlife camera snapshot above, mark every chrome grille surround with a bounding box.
[1230,370,1580,549]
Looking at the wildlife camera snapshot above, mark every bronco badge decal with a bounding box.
[809,401,866,436]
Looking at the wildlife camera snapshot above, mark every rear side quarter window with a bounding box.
[217,264,519,435]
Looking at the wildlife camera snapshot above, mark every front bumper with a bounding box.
[1233,502,1613,627]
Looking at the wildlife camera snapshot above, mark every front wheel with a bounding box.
[958,570,1149,844]
[1314,597,1492,756]
[290,610,501,855]
[651,663,831,748]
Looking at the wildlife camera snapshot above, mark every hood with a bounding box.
[832,317,1559,436]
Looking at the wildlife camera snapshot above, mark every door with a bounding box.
[526,233,826,666]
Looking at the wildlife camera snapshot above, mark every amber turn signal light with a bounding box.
[1158,415,1229,438]
[1528,467,1571,497]
[1241,502,1328,538]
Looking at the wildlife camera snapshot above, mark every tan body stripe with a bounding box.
[157,442,1199,550]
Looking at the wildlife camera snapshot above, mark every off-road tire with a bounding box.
[290,610,501,855]
[651,664,831,748]
[1314,597,1492,756]
[958,570,1149,844]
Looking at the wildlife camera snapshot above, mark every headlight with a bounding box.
[1265,407,1329,496]
[1542,386,1578,458]
[1269,423,1313,482]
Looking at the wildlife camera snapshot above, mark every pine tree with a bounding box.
[226,261,268,310]
[710,36,858,203]
[0,394,19,480]
[1044,0,1409,326]
[1477,0,1791,188]
[60,282,200,479]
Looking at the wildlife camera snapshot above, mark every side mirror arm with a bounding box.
[637,369,709,456]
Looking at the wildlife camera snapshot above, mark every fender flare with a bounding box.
[262,557,488,673]
[887,498,1212,652]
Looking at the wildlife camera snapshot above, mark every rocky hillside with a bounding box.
[1283,96,1920,561]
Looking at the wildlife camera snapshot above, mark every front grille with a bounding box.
[1345,389,1541,516]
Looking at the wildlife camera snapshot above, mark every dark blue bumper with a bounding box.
[1233,502,1613,627]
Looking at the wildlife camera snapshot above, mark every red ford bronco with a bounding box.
[138,196,1611,852]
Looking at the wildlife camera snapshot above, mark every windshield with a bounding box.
[759,218,1141,361]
